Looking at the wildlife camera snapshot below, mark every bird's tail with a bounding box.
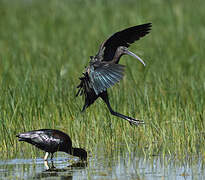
[76,72,90,97]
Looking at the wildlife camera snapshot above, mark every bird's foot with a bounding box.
[129,119,144,126]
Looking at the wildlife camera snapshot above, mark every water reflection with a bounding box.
[0,148,205,179]
[0,156,87,179]
[35,158,88,179]
[43,159,87,171]
[34,168,73,180]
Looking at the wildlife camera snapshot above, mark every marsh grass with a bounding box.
[0,0,204,160]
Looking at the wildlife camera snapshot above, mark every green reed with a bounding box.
[0,0,204,160]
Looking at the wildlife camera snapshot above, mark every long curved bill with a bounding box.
[125,49,146,66]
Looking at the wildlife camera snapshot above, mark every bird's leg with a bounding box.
[44,152,50,161]
[100,91,144,126]
[44,158,56,170]
[50,153,54,160]
[50,158,56,169]
[44,160,49,170]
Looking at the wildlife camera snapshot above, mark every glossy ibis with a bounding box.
[16,129,87,161]
[76,23,152,126]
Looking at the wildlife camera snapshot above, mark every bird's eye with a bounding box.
[90,56,93,59]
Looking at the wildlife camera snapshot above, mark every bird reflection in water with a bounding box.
[43,158,88,170]
[44,160,88,171]
[34,159,87,179]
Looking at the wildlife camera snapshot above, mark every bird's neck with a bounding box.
[112,49,124,64]
[71,148,80,157]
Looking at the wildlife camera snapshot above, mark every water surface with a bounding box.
[0,148,204,179]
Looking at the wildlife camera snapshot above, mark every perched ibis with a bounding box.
[16,129,87,161]
[76,23,152,126]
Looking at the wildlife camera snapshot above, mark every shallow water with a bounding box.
[0,149,204,180]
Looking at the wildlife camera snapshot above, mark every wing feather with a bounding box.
[89,64,125,95]
[96,23,152,61]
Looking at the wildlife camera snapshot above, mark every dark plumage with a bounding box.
[76,23,152,126]
[16,129,87,161]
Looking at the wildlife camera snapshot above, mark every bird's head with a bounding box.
[117,46,146,66]
[72,148,87,161]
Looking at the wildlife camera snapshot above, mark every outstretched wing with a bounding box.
[89,63,125,95]
[96,23,152,61]
[76,64,124,110]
